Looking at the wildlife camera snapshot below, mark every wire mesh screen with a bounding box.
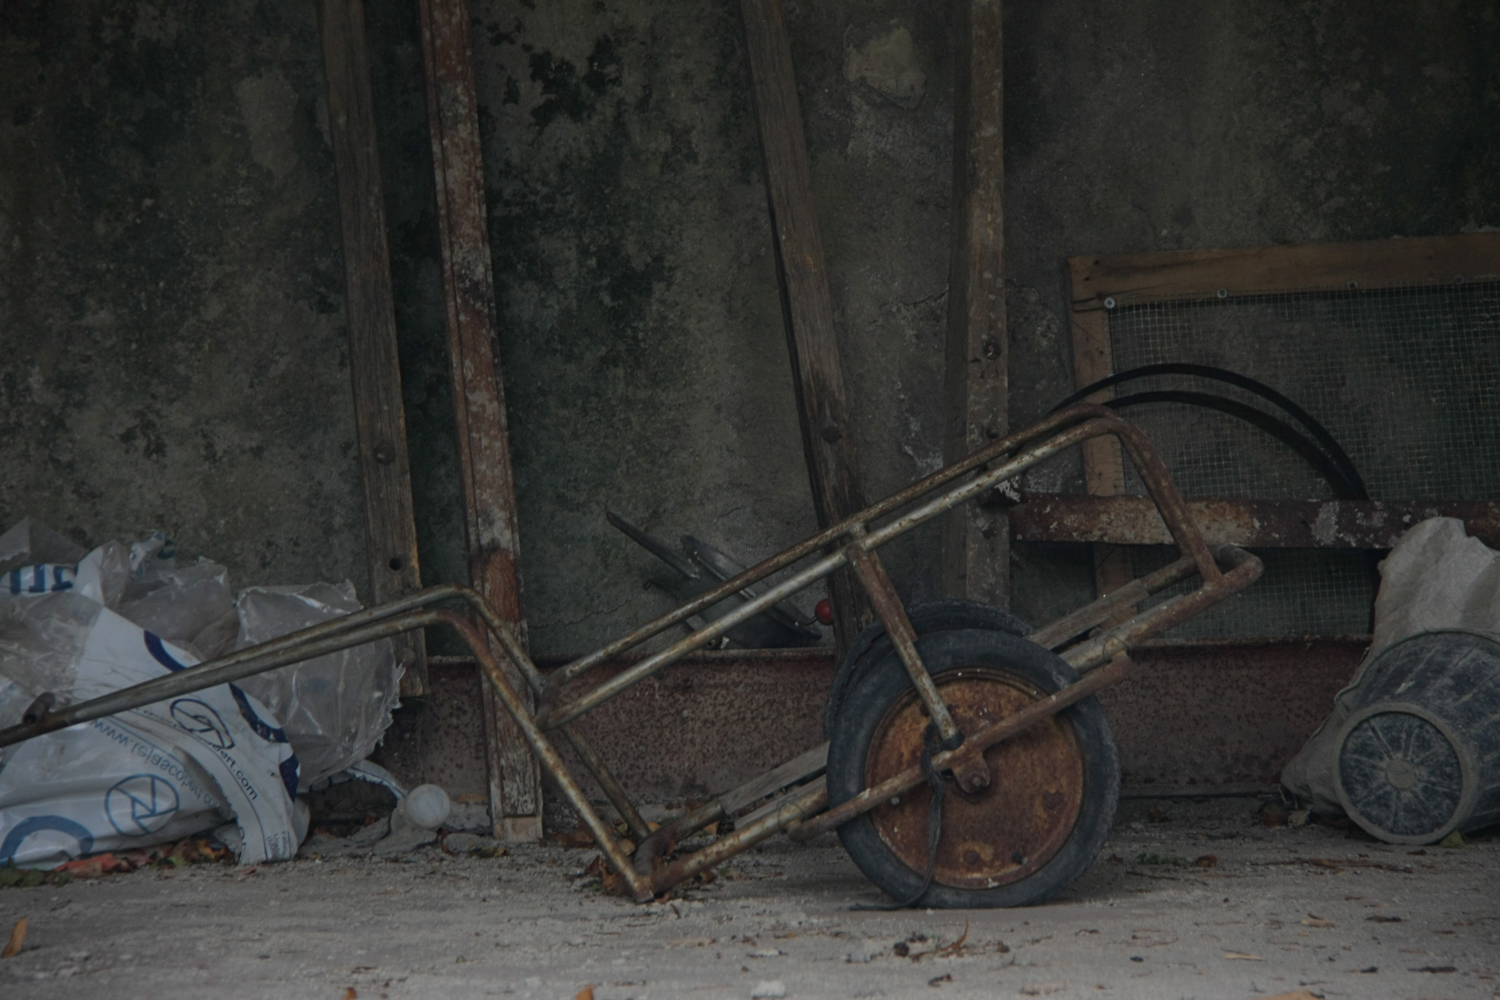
[1103,280,1500,639]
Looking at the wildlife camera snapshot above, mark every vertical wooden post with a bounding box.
[1066,279,1133,604]
[418,0,541,841]
[738,0,871,654]
[318,0,428,697]
[942,0,1009,607]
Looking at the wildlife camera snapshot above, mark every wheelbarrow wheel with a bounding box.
[826,629,1119,908]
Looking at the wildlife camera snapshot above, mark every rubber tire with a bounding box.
[824,600,1032,738]
[827,629,1120,908]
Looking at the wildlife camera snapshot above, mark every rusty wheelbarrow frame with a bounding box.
[0,404,1261,903]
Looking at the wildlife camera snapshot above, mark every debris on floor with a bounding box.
[1283,517,1500,844]
[0,915,23,958]
[300,782,450,859]
[0,799,1494,999]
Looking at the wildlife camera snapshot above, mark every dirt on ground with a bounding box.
[1,799,1496,1000]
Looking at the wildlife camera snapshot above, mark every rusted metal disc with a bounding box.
[862,668,1085,889]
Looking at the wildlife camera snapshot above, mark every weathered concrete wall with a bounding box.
[4,1,1497,805]
[448,0,1499,651]
[8,0,1491,654]
[465,0,958,657]
[0,1,368,595]
[1004,0,1500,623]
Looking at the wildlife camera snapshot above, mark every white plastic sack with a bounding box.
[233,582,401,788]
[0,587,301,868]
[1282,517,1500,811]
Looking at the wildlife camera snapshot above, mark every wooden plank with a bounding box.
[417,0,541,841]
[1012,494,1500,550]
[317,0,427,697]
[1066,279,1133,602]
[941,0,1009,607]
[1069,232,1500,311]
[738,0,871,653]
[739,774,826,828]
[718,742,828,816]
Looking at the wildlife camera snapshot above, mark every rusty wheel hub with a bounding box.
[863,667,1085,889]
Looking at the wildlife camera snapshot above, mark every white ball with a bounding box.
[400,784,451,830]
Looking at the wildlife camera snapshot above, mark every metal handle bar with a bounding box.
[542,403,1198,694]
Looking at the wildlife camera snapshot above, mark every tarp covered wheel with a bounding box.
[826,629,1120,908]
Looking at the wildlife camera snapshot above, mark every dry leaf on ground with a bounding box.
[553,828,596,849]
[1,917,26,959]
[936,919,970,957]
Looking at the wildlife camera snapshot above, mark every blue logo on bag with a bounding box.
[170,698,235,750]
[0,816,94,865]
[105,774,180,837]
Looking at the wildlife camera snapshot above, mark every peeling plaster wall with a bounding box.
[0,1,367,595]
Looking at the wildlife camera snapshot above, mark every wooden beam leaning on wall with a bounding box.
[942,0,1009,607]
[318,0,428,697]
[738,0,872,655]
[417,0,542,841]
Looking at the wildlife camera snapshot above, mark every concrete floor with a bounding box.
[1,799,1496,1000]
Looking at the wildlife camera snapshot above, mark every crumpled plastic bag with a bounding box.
[233,582,401,789]
[0,517,403,862]
[2,523,239,664]
[1282,517,1500,811]
[114,533,239,663]
[0,588,301,868]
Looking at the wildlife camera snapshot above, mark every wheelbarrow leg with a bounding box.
[439,611,656,902]
[463,595,654,841]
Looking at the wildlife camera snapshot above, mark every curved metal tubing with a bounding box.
[538,410,1220,730]
[0,606,452,749]
[542,403,1124,694]
[0,410,1258,905]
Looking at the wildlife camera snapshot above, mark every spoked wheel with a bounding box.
[826,629,1120,908]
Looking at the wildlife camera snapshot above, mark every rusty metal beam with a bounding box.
[417,0,540,841]
[1011,494,1500,549]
